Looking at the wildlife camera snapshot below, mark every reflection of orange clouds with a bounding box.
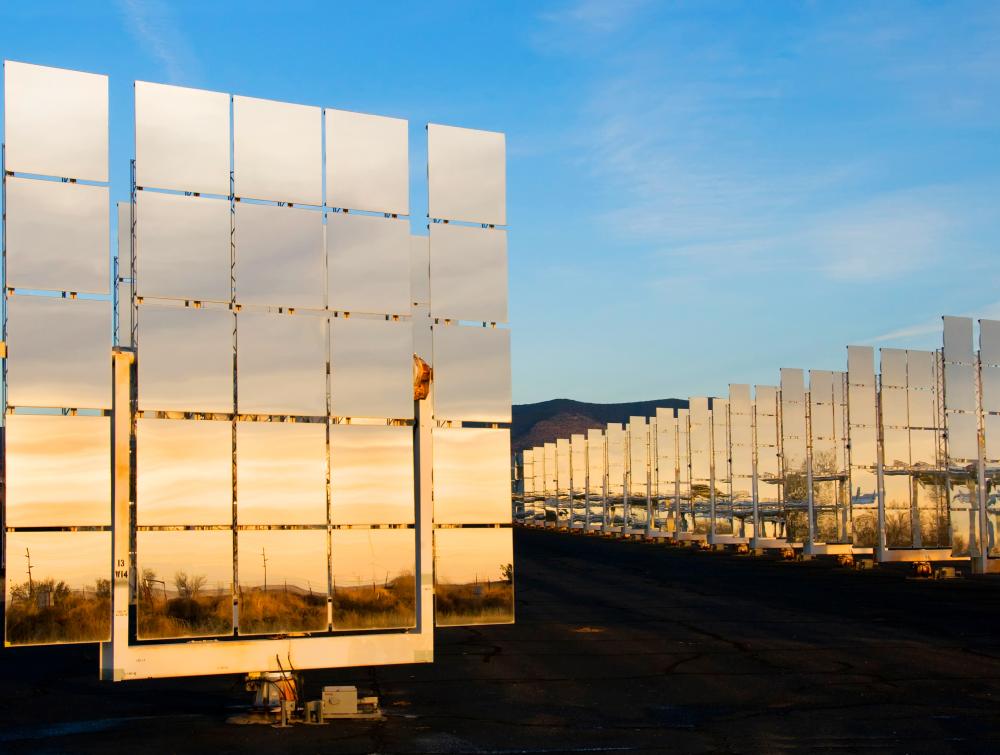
[137,418,232,525]
[5,531,108,592]
[434,528,512,585]
[138,530,233,589]
[330,425,413,525]
[237,422,326,524]
[236,311,327,416]
[5,414,110,526]
[433,428,509,524]
[237,530,327,591]
[331,529,415,587]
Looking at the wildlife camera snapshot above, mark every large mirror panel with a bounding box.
[433,428,510,524]
[331,528,416,630]
[237,422,327,525]
[7,295,110,410]
[5,531,111,646]
[136,191,231,302]
[429,224,508,323]
[330,317,413,419]
[234,202,324,309]
[137,304,233,413]
[4,60,108,181]
[237,529,329,635]
[327,213,411,316]
[434,528,513,626]
[5,414,110,527]
[330,425,414,525]
[325,109,408,215]
[137,418,233,526]
[5,176,109,294]
[135,80,231,196]
[237,312,327,416]
[233,95,321,205]
[137,530,234,640]
[432,325,511,423]
[427,124,505,225]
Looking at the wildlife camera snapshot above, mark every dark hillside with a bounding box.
[511,398,688,451]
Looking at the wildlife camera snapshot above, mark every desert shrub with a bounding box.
[6,579,110,645]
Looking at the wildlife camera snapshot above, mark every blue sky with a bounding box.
[2,1,999,404]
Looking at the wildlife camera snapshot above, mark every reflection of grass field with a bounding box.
[138,570,232,639]
[436,582,513,626]
[333,574,415,630]
[6,579,110,645]
[239,588,328,635]
[138,593,232,639]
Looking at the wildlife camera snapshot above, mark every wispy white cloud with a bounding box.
[541,0,650,34]
[868,301,1000,344]
[117,0,200,84]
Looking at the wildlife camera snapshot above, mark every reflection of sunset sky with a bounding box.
[5,531,108,592]
[237,422,326,524]
[6,414,110,526]
[137,418,232,525]
[238,530,327,591]
[330,425,414,525]
[331,528,415,587]
[138,530,233,591]
[435,529,512,585]
[433,428,509,524]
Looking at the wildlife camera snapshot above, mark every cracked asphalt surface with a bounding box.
[2,527,999,753]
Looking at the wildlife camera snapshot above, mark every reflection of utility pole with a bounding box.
[261,547,268,592]
[25,548,34,594]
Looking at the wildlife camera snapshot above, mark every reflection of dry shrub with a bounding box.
[333,574,415,630]
[138,570,231,639]
[853,512,877,547]
[886,511,914,548]
[6,579,110,645]
[436,581,513,626]
[239,588,327,635]
[785,510,808,543]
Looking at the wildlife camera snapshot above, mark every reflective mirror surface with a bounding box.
[237,312,327,416]
[943,316,973,363]
[331,528,416,630]
[325,109,408,215]
[234,202,324,309]
[330,317,413,419]
[237,422,327,525]
[432,326,511,422]
[5,414,110,527]
[5,176,109,294]
[136,191,231,302]
[427,124,505,225]
[237,530,329,634]
[434,528,513,626]
[233,95,321,205]
[137,418,233,525]
[429,224,507,323]
[135,81,231,196]
[327,213,411,315]
[4,61,108,181]
[5,531,111,645]
[433,428,510,524]
[330,425,414,525]
[982,319,1000,366]
[137,305,233,413]
[7,295,110,409]
[137,530,234,639]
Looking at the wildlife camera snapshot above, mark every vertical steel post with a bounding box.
[101,348,134,681]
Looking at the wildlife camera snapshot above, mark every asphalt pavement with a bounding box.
[2,527,999,753]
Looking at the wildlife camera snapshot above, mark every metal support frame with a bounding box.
[100,348,434,680]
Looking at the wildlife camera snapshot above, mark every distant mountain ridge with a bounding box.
[511,398,689,452]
